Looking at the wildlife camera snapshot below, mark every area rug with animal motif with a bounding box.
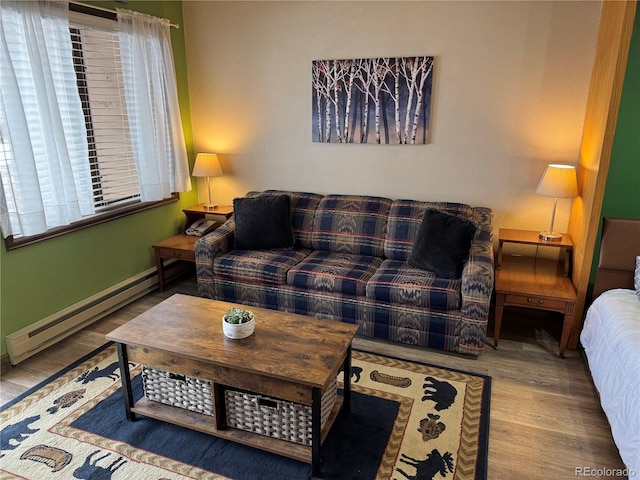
[0,343,491,480]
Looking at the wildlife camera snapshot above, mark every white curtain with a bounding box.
[0,0,94,238]
[117,9,191,202]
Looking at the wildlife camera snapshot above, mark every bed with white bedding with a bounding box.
[580,289,640,474]
[579,217,640,476]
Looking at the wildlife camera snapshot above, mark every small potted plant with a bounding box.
[222,307,255,339]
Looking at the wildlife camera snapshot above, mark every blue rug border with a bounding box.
[1,341,491,479]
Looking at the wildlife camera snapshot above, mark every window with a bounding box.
[0,5,189,249]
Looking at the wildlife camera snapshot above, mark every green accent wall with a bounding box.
[601,6,640,219]
[0,1,197,356]
[588,5,640,297]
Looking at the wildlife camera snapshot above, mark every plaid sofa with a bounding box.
[195,190,494,355]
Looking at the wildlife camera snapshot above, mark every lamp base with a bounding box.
[539,231,562,242]
[204,204,218,210]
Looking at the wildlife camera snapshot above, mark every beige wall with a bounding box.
[183,1,601,234]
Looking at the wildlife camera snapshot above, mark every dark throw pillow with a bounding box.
[233,195,294,250]
[408,209,478,279]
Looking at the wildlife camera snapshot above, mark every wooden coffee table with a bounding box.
[105,294,359,475]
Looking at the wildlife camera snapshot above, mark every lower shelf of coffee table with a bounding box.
[131,395,343,464]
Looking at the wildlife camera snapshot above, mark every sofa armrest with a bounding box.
[195,219,235,298]
[458,207,494,355]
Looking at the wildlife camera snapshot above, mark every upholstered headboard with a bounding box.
[592,217,640,299]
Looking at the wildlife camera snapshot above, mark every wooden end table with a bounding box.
[153,204,233,291]
[106,295,359,476]
[494,228,576,358]
[497,228,573,276]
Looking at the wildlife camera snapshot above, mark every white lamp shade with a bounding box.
[192,153,223,177]
[535,164,578,198]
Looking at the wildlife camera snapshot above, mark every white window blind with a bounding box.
[69,21,140,211]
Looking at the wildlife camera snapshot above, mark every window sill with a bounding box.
[3,195,179,251]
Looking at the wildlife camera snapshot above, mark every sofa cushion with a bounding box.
[233,195,294,250]
[384,200,474,261]
[287,251,383,296]
[408,209,478,279]
[366,259,462,310]
[214,249,311,286]
[246,190,323,249]
[311,195,392,256]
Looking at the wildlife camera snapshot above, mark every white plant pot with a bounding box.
[222,316,255,339]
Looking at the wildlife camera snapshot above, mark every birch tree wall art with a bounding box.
[312,56,434,144]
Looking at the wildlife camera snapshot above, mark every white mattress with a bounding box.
[580,289,640,474]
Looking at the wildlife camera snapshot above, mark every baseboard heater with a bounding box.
[6,260,192,365]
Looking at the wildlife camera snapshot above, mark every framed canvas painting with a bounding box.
[312,56,434,144]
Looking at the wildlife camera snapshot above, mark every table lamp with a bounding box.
[535,164,578,241]
[192,153,223,209]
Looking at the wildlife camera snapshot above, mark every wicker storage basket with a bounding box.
[224,378,338,446]
[141,366,214,416]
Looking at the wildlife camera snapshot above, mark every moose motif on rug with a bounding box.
[396,450,454,480]
[76,362,121,384]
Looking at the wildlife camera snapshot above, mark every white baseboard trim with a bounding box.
[6,261,191,365]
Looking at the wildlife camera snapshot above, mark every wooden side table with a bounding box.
[153,204,233,291]
[494,228,577,358]
[497,228,573,276]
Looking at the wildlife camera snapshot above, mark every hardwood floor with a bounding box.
[1,274,626,479]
